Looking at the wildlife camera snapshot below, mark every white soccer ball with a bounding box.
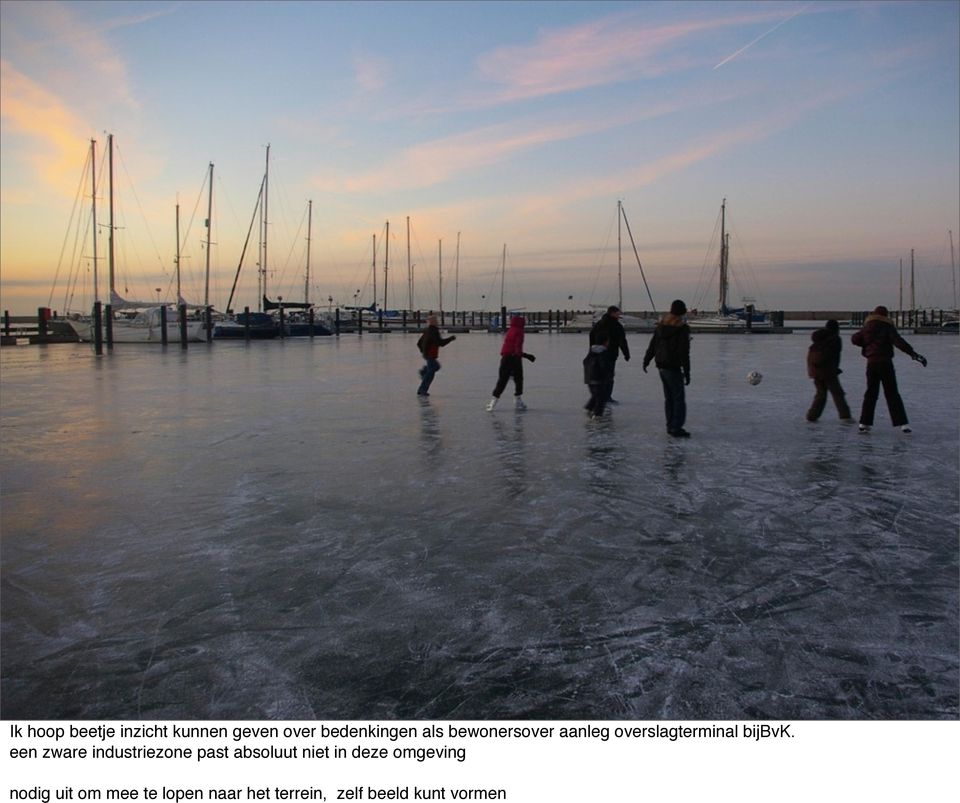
[746,370,763,385]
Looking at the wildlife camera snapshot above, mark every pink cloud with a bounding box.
[0,60,89,196]
[471,7,792,105]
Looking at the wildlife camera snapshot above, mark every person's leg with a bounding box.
[879,363,908,426]
[859,364,881,426]
[418,358,439,394]
[806,379,828,421]
[491,356,511,398]
[827,376,851,419]
[513,357,524,396]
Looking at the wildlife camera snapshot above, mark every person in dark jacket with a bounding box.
[416,315,456,396]
[805,319,852,422]
[850,305,926,433]
[486,315,536,411]
[583,344,612,419]
[589,305,630,405]
[643,299,692,437]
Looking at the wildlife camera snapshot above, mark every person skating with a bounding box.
[805,319,852,422]
[416,315,456,396]
[583,343,612,419]
[589,305,630,405]
[850,305,927,433]
[642,299,692,437]
[485,315,536,411]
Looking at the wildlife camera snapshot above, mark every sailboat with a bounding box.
[66,135,205,343]
[689,199,770,330]
[254,156,332,336]
[214,146,277,339]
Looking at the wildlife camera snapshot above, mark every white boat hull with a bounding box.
[68,319,206,343]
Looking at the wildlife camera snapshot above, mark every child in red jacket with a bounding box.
[486,315,535,411]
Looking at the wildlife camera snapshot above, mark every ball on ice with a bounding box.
[746,370,763,385]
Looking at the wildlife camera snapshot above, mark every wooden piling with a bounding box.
[179,304,188,349]
[160,305,168,346]
[93,302,103,355]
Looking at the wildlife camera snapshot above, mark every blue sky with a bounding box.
[1,0,958,314]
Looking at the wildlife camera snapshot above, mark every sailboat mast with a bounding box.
[438,239,443,313]
[175,202,181,304]
[305,200,313,305]
[372,234,377,307]
[617,200,623,310]
[90,139,99,305]
[384,220,389,311]
[204,162,213,308]
[910,248,915,312]
[108,133,115,301]
[719,198,728,314]
[454,231,461,311]
[500,243,506,310]
[259,144,270,312]
[407,216,412,311]
[950,229,956,311]
[899,258,903,315]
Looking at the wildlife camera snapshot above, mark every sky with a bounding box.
[1,0,958,316]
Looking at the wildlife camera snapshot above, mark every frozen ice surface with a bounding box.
[1,331,957,720]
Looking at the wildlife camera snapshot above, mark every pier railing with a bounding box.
[5,306,957,346]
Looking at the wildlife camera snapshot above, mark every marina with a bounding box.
[2,331,957,720]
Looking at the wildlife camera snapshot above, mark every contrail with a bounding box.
[714,5,809,69]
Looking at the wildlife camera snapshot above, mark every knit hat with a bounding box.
[606,305,621,315]
[670,299,687,316]
[873,305,889,317]
[825,319,839,332]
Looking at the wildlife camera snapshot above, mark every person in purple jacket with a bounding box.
[851,306,927,433]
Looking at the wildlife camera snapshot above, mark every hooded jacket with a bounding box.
[589,313,630,361]
[807,327,843,380]
[642,313,691,375]
[851,314,917,364]
[500,316,525,357]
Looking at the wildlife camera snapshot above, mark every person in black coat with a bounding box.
[850,306,926,433]
[642,299,692,437]
[589,305,630,405]
[805,319,852,422]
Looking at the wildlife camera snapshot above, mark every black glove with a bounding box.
[684,373,691,386]
[642,362,648,373]
[623,354,630,362]
[914,353,927,367]
[522,353,536,362]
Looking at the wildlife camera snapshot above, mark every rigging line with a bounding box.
[50,147,92,310]
[115,143,166,281]
[176,168,209,301]
[726,221,763,307]
[274,206,308,299]
[587,208,617,307]
[226,174,265,313]
[691,208,722,310]
[179,165,209,258]
[620,203,657,313]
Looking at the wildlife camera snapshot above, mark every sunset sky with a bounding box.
[1,0,958,315]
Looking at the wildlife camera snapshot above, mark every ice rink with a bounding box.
[1,329,957,719]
